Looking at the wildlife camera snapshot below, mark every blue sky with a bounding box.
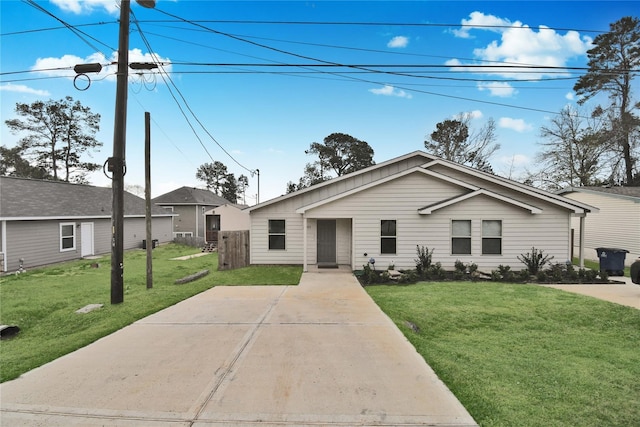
[1,1,637,203]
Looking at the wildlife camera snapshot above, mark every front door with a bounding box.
[317,220,336,266]
[80,222,94,257]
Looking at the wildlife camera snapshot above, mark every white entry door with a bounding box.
[80,222,94,257]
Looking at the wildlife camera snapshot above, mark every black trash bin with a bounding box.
[142,239,159,249]
[595,248,629,276]
[630,259,640,284]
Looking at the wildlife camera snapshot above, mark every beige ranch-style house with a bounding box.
[247,151,597,272]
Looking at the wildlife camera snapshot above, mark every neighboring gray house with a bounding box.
[152,186,232,242]
[247,151,597,272]
[0,176,173,273]
[557,186,640,266]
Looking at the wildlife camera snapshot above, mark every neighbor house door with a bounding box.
[80,222,94,257]
[317,219,336,265]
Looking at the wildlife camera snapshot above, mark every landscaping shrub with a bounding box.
[453,260,466,280]
[549,263,565,282]
[518,247,554,275]
[517,269,531,282]
[428,262,447,280]
[536,270,548,282]
[415,245,434,276]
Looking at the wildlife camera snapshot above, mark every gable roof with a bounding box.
[251,151,439,212]
[0,176,172,220]
[254,150,596,215]
[418,189,542,214]
[152,186,231,206]
[557,186,640,203]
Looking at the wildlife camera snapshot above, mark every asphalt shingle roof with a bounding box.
[152,186,231,206]
[578,186,640,199]
[0,176,171,218]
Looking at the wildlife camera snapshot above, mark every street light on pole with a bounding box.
[110,0,155,304]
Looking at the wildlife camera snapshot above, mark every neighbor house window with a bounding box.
[268,219,286,250]
[60,222,76,251]
[174,232,193,238]
[380,220,396,254]
[482,220,502,255]
[452,220,472,255]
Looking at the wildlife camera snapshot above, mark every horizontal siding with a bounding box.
[310,172,570,271]
[336,218,352,265]
[4,217,173,272]
[6,220,80,271]
[566,192,640,265]
[250,197,305,265]
[173,205,197,236]
[251,167,575,272]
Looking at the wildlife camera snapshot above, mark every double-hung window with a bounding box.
[482,220,502,255]
[451,220,472,255]
[60,222,76,251]
[268,219,286,250]
[380,220,396,254]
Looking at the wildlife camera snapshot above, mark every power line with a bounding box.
[0,20,117,37]
[130,9,256,175]
[131,19,609,34]
[23,0,114,55]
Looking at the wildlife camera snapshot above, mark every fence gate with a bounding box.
[218,230,250,270]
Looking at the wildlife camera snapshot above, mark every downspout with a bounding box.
[579,214,585,268]
[1,220,6,272]
[195,206,199,238]
[303,215,308,272]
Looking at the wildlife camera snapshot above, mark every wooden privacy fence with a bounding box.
[218,230,250,270]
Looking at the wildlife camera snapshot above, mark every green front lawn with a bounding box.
[573,257,631,277]
[0,244,302,382]
[367,282,640,427]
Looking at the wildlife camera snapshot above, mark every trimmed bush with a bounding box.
[518,247,554,275]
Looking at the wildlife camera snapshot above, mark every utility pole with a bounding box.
[110,0,131,305]
[110,0,155,304]
[145,112,153,289]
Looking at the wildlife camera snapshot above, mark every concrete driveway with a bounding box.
[0,271,477,426]
[542,276,640,309]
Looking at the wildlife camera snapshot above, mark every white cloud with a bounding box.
[565,92,575,101]
[468,110,483,119]
[498,117,533,132]
[0,83,50,96]
[477,82,517,98]
[369,85,412,99]
[387,36,409,48]
[453,11,510,38]
[51,0,119,14]
[451,12,592,81]
[453,110,483,120]
[31,49,172,82]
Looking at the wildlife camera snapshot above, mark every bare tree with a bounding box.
[537,105,615,188]
[425,112,500,173]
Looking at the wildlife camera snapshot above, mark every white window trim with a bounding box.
[451,219,472,256]
[482,219,503,255]
[380,219,397,255]
[268,219,286,250]
[60,222,76,252]
[173,232,193,238]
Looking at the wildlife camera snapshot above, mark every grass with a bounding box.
[366,282,640,427]
[0,244,302,382]
[573,257,631,277]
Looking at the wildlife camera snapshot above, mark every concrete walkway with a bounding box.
[0,271,477,426]
[542,276,640,309]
